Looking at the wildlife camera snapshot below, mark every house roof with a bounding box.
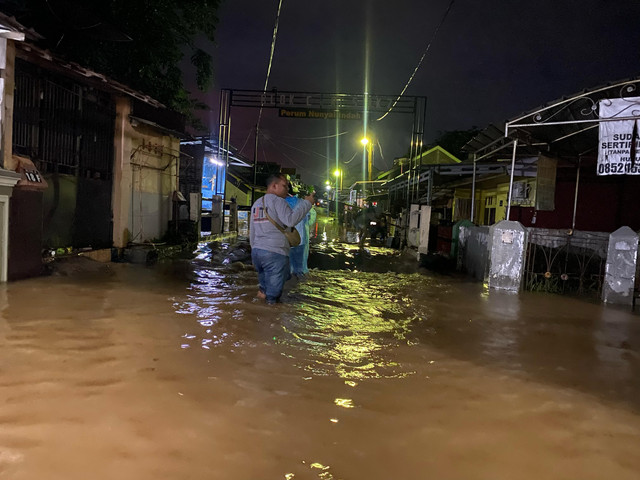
[416,145,462,165]
[1,12,169,110]
[463,76,640,162]
[0,12,41,41]
[181,136,254,168]
[16,42,166,109]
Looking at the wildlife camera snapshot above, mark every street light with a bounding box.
[360,137,373,182]
[333,169,343,190]
[333,169,343,217]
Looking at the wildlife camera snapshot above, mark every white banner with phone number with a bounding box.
[598,97,640,175]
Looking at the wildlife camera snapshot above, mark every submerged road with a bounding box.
[0,230,639,479]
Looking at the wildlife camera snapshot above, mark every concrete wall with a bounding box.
[225,182,251,206]
[1,40,16,171]
[407,204,421,248]
[459,225,490,281]
[8,189,43,280]
[42,174,76,247]
[418,205,431,254]
[112,97,180,246]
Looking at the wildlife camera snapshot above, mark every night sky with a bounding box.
[191,0,640,186]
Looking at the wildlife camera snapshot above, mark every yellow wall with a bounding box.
[225,181,251,206]
[454,180,536,226]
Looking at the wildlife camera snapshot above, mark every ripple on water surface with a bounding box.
[175,265,447,380]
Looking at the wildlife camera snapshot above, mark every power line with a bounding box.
[264,136,326,182]
[257,0,284,129]
[237,128,254,155]
[273,137,333,161]
[342,149,360,165]
[376,138,390,169]
[280,131,350,140]
[376,0,456,121]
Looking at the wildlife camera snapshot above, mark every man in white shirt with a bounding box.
[250,174,315,304]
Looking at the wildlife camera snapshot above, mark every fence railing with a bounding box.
[524,228,609,297]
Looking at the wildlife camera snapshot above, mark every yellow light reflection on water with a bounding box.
[278,270,431,380]
[334,398,355,409]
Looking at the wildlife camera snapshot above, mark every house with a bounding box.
[458,78,640,232]
[1,13,187,279]
[453,77,640,300]
[0,15,24,282]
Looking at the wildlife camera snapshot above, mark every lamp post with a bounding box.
[360,137,374,200]
[333,169,342,219]
[333,169,343,191]
[360,138,373,182]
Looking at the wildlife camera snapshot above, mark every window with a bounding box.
[484,195,496,225]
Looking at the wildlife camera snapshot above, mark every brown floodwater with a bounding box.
[1,232,640,479]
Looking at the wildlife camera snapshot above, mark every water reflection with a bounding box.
[279,270,438,379]
[3,252,640,479]
[173,258,441,380]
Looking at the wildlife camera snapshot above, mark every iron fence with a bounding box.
[12,59,115,179]
[524,228,609,298]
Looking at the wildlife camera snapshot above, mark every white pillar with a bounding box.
[488,220,527,292]
[0,170,20,282]
[602,226,639,305]
[112,97,133,248]
[418,205,431,254]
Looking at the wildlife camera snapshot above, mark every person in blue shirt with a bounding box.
[285,183,316,278]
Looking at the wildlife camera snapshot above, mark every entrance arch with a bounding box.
[216,89,427,226]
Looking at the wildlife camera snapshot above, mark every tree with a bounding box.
[6,0,220,122]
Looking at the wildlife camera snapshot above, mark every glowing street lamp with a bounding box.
[360,137,373,183]
[333,169,343,191]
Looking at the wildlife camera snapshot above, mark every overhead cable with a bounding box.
[257,0,284,130]
[281,131,350,140]
[342,149,360,165]
[376,0,456,121]
[264,137,327,182]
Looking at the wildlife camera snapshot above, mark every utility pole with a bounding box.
[367,143,373,182]
[251,124,259,204]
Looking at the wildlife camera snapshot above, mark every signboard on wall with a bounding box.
[598,96,640,175]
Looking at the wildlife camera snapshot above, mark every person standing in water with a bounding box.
[249,174,315,304]
[285,183,316,278]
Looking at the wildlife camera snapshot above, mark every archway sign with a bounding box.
[217,89,427,219]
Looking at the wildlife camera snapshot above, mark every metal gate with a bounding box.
[523,228,609,298]
[12,59,115,248]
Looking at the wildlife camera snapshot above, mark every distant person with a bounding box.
[374,214,388,242]
[250,174,315,304]
[285,190,316,278]
[355,203,378,248]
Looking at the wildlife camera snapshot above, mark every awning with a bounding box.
[464,76,640,161]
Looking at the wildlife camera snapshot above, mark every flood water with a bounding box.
[1,227,640,479]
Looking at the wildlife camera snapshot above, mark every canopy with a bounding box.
[465,76,640,162]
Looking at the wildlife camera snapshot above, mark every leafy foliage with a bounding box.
[8,0,220,118]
